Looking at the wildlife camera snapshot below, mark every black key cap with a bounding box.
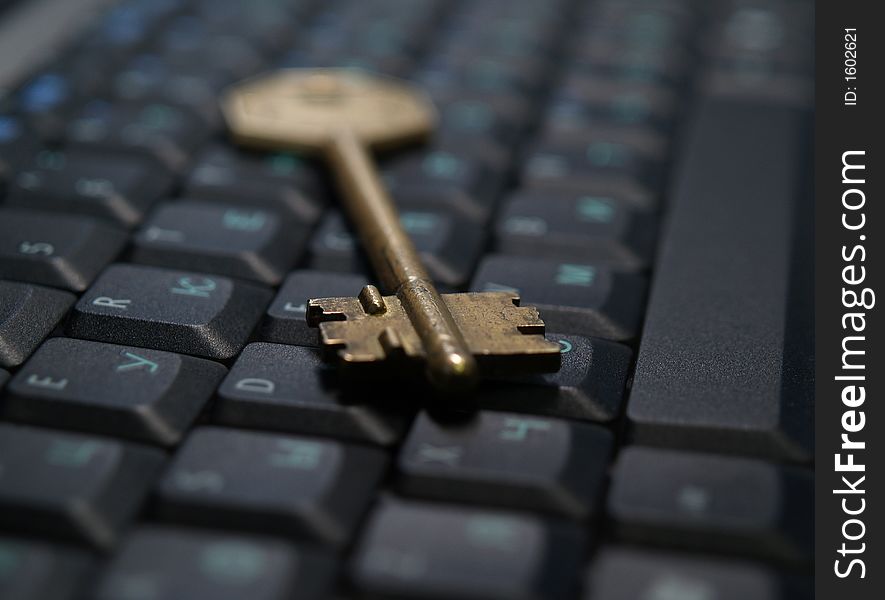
[627,98,813,461]
[157,427,387,545]
[0,424,163,548]
[68,264,270,359]
[310,209,485,288]
[383,148,503,221]
[607,447,813,564]
[67,101,210,172]
[95,527,335,600]
[548,77,677,135]
[350,498,583,600]
[0,537,91,600]
[495,190,657,269]
[0,369,8,389]
[214,343,409,445]
[112,54,229,126]
[7,149,174,227]
[5,338,226,446]
[435,95,529,152]
[471,255,646,341]
[133,201,308,285]
[479,333,632,422]
[0,209,127,291]
[584,548,808,600]
[0,281,74,368]
[398,411,612,518]
[186,145,325,224]
[523,136,662,200]
[13,71,77,139]
[0,115,37,184]
[260,270,367,346]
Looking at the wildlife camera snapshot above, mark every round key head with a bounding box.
[221,68,436,153]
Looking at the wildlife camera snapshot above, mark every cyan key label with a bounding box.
[644,575,715,600]
[465,516,519,551]
[116,351,159,374]
[503,215,547,236]
[144,227,185,242]
[499,417,551,442]
[676,485,711,514]
[26,374,68,390]
[268,439,323,470]
[200,543,266,585]
[234,378,274,394]
[18,241,54,255]
[400,212,438,234]
[75,178,115,198]
[283,302,306,313]
[173,470,225,493]
[556,264,595,286]
[93,296,131,309]
[416,443,462,466]
[223,209,266,231]
[576,196,615,223]
[170,277,216,298]
[45,439,103,467]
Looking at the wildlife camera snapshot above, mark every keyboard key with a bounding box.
[627,97,813,461]
[112,53,228,124]
[383,149,503,221]
[495,190,657,268]
[5,338,226,446]
[0,115,37,184]
[398,411,612,518]
[549,77,677,135]
[260,270,367,346]
[584,548,807,600]
[186,145,326,224]
[68,264,271,359]
[133,201,308,285]
[14,72,76,139]
[214,343,410,446]
[0,537,91,600]
[95,527,335,600]
[471,255,647,341]
[309,209,485,288]
[8,149,174,227]
[0,281,74,368]
[0,369,8,390]
[0,209,127,292]
[67,101,210,172]
[523,136,662,199]
[156,427,387,545]
[0,424,163,549]
[350,498,583,600]
[479,333,632,422]
[607,447,813,564]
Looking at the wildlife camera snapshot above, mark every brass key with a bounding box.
[222,69,560,396]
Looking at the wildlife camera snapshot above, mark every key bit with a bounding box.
[222,69,560,396]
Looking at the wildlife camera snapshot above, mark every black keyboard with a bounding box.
[0,0,813,598]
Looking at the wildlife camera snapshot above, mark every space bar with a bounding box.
[627,96,812,462]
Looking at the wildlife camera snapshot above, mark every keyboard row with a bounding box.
[0,420,812,564]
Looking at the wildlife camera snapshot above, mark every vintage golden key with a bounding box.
[222,69,560,395]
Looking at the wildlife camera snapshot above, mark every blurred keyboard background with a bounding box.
[0,0,813,598]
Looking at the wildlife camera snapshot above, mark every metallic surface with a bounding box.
[223,69,560,394]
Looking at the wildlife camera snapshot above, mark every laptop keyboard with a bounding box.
[0,0,813,598]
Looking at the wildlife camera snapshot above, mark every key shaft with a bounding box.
[326,129,478,392]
